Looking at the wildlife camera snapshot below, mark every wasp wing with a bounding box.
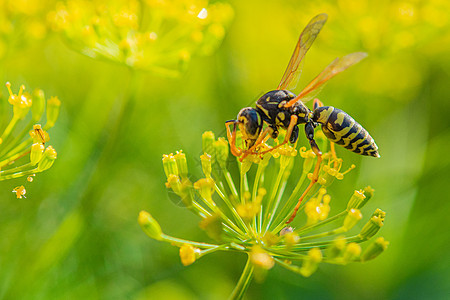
[277,13,328,91]
[285,52,368,106]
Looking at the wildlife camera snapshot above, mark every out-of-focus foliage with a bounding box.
[0,0,449,299]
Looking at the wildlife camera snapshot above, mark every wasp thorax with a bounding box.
[237,107,263,147]
[290,101,311,124]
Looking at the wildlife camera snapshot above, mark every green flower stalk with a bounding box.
[50,0,233,76]
[0,82,60,191]
[139,131,388,299]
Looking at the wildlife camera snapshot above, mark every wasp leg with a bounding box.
[286,122,323,224]
[256,115,299,156]
[226,121,243,157]
[239,127,272,161]
[329,142,339,168]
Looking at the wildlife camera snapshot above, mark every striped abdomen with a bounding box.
[312,106,379,157]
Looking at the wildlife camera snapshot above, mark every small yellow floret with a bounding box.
[12,186,26,199]
[179,244,200,266]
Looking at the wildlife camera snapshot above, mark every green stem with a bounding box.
[299,227,346,242]
[0,119,34,157]
[263,164,285,228]
[223,170,239,203]
[0,162,33,175]
[0,168,38,181]
[272,185,321,232]
[0,148,30,168]
[0,116,20,148]
[228,255,254,300]
[198,194,246,237]
[295,211,347,235]
[271,235,364,252]
[251,162,266,234]
[239,167,248,204]
[273,171,308,228]
[265,179,288,233]
[215,184,249,235]
[160,233,221,249]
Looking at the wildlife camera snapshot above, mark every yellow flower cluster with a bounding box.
[0,82,60,187]
[49,0,233,75]
[139,130,389,298]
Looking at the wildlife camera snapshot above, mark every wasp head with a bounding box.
[236,107,263,148]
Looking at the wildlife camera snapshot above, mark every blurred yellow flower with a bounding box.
[50,0,233,75]
[0,0,55,58]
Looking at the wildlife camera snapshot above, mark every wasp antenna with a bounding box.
[225,119,236,125]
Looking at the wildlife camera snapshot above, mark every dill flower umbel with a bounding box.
[50,0,233,76]
[0,82,60,184]
[140,131,388,298]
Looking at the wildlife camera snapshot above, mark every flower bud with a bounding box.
[346,189,366,211]
[342,208,363,231]
[250,245,275,270]
[37,146,57,172]
[240,159,253,175]
[360,186,375,208]
[358,209,386,240]
[361,237,389,262]
[300,147,316,174]
[138,210,162,241]
[237,202,260,222]
[283,232,300,249]
[202,131,215,158]
[300,248,322,277]
[30,142,45,165]
[45,96,61,129]
[166,174,182,192]
[32,89,45,121]
[215,137,228,169]
[199,214,223,241]
[179,178,194,208]
[30,124,49,144]
[162,153,178,178]
[251,245,275,282]
[7,83,32,119]
[200,153,212,177]
[259,152,272,168]
[327,236,346,259]
[342,243,362,262]
[194,178,215,201]
[262,232,279,247]
[179,244,200,266]
[174,150,188,178]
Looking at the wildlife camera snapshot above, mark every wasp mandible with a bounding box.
[225,14,379,223]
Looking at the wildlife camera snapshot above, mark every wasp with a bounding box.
[225,14,379,223]
[225,13,379,160]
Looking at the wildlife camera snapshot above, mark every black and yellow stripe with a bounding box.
[237,107,263,147]
[313,106,379,157]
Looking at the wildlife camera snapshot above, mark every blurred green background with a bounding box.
[1,0,449,299]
